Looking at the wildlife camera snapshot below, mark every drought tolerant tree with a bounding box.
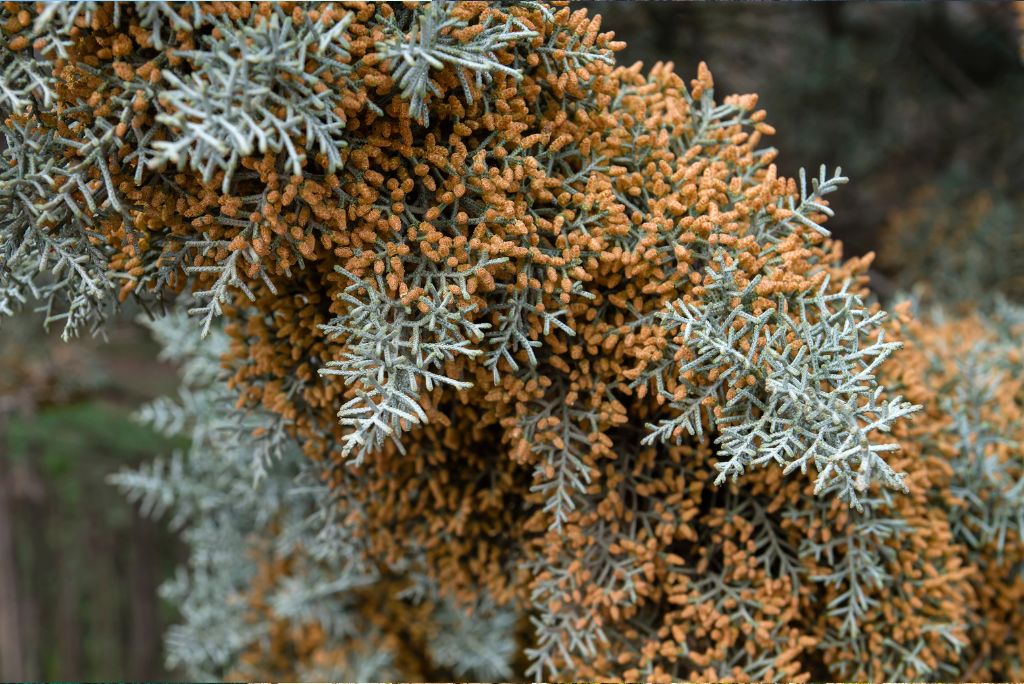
[2,1,1021,680]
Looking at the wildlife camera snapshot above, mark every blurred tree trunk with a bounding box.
[56,513,83,677]
[128,515,159,678]
[0,457,24,679]
[12,463,44,681]
[17,494,41,681]
[87,525,120,676]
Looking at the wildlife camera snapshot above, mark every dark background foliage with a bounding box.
[1,2,1021,678]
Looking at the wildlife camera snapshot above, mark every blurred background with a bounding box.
[1,2,1022,679]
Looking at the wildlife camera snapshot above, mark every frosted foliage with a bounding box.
[641,256,920,511]
[1,2,970,681]
[317,264,499,464]
[377,3,535,126]
[109,309,517,680]
[151,10,354,190]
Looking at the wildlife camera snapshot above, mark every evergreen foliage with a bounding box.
[111,309,519,680]
[2,1,1022,680]
[894,300,1024,680]
[637,253,917,511]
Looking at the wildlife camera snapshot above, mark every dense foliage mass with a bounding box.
[881,170,1024,305]
[1,2,1021,680]
[895,300,1024,680]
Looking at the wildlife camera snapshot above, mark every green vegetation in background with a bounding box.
[0,311,185,681]
[5,401,187,506]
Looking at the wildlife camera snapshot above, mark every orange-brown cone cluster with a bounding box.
[4,1,1023,679]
